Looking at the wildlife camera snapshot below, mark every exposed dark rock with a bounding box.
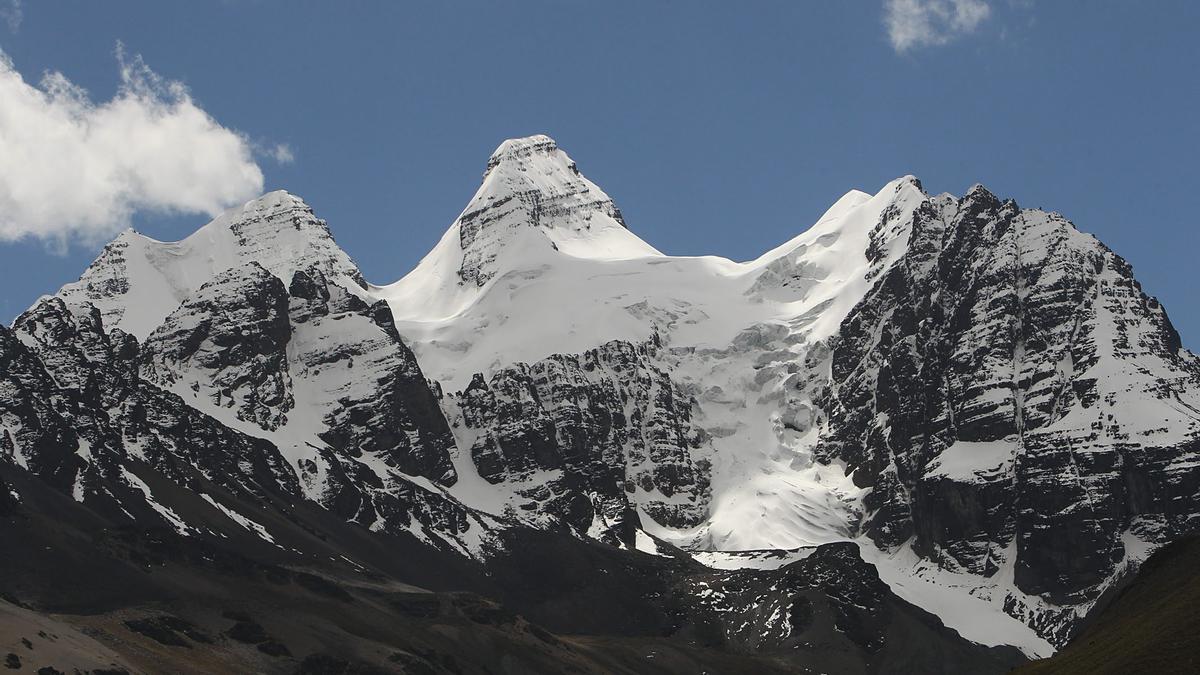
[288,268,458,488]
[816,184,1200,621]
[141,262,294,431]
[672,542,1024,672]
[56,191,367,336]
[456,135,636,287]
[452,337,710,542]
[8,297,303,523]
[1015,535,1200,674]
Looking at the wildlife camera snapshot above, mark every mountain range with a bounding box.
[2,134,1197,674]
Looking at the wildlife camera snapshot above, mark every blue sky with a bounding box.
[1,1,1197,344]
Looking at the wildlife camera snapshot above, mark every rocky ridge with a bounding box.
[813,182,1200,641]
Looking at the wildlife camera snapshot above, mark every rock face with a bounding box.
[1,312,102,497]
[815,184,1200,613]
[57,190,366,340]
[141,263,294,431]
[135,258,461,483]
[5,296,301,521]
[453,134,660,286]
[6,208,478,554]
[2,135,1198,661]
[6,294,482,554]
[1013,535,1200,675]
[448,337,711,543]
[286,267,459,489]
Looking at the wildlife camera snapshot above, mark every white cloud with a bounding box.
[266,142,295,164]
[884,0,992,52]
[0,44,267,246]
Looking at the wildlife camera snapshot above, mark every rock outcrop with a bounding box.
[815,183,1200,617]
[447,337,711,543]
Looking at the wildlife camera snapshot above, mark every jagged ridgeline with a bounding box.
[1,135,1197,673]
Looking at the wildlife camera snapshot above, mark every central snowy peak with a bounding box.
[377,132,925,388]
[375,135,664,322]
[461,134,663,282]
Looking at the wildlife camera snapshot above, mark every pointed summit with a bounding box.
[454,134,661,286]
[484,134,567,174]
[54,190,364,339]
[373,135,664,327]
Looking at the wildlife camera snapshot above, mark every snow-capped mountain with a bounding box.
[56,189,368,340]
[2,134,1197,670]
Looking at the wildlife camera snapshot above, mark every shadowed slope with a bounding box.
[1016,535,1200,674]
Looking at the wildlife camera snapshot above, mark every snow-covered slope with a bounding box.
[377,134,921,390]
[368,139,927,563]
[369,137,930,574]
[18,134,1200,659]
[376,134,661,323]
[57,190,365,339]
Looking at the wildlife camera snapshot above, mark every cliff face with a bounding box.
[5,297,303,524]
[815,185,1200,617]
[446,337,711,545]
